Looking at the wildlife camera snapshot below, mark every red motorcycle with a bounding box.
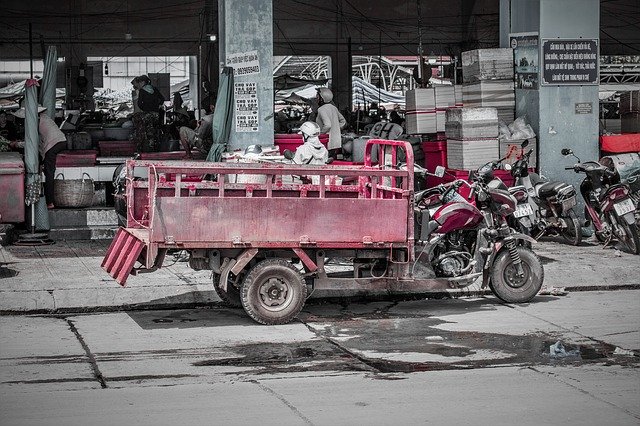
[413,164,544,303]
[562,148,639,254]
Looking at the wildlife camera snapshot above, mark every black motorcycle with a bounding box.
[562,148,639,255]
[508,141,582,246]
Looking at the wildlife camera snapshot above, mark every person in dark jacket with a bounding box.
[131,76,165,152]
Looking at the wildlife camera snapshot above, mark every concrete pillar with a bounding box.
[499,0,511,48]
[507,0,600,201]
[218,0,274,151]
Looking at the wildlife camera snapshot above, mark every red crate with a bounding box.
[139,151,188,161]
[274,134,329,155]
[421,141,448,187]
[55,150,98,167]
[98,140,136,157]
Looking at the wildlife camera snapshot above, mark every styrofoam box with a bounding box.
[462,48,514,83]
[447,138,500,170]
[462,81,515,123]
[445,107,499,140]
[405,88,435,110]
[406,112,437,135]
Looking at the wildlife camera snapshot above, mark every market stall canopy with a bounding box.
[0,80,65,101]
[274,74,328,91]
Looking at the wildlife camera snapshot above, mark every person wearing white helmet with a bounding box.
[315,87,346,157]
[293,121,328,165]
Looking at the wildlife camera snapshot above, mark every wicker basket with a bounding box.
[53,173,95,208]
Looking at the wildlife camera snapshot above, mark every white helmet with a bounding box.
[317,87,333,103]
[298,121,321,138]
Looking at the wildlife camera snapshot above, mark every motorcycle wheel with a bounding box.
[560,209,582,246]
[490,246,544,303]
[616,218,640,255]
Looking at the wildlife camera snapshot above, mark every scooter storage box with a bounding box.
[0,152,25,223]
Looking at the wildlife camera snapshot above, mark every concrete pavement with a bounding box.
[1,291,638,425]
[0,236,638,313]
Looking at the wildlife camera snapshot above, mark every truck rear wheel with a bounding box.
[240,259,307,325]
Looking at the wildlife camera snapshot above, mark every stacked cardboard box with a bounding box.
[462,49,514,83]
[434,86,456,132]
[462,81,515,124]
[445,107,500,170]
[454,85,463,108]
[405,88,436,134]
[406,87,457,134]
[462,48,515,124]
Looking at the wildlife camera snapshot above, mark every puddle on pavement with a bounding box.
[192,341,371,375]
[190,322,637,376]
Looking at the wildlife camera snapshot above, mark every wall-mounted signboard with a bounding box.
[510,32,539,90]
[541,39,598,86]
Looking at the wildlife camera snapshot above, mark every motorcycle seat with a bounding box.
[536,181,571,198]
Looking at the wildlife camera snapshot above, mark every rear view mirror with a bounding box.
[521,140,529,148]
[283,149,294,160]
[434,165,445,178]
[561,148,572,156]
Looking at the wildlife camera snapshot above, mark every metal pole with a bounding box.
[29,22,35,234]
[198,43,203,119]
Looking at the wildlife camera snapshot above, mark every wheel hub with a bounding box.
[259,278,288,307]
[504,264,528,288]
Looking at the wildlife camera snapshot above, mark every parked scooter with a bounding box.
[412,164,544,303]
[507,140,582,245]
[562,148,639,254]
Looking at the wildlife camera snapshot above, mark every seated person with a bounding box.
[293,121,328,165]
[178,109,214,158]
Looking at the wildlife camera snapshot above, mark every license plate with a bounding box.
[561,196,577,211]
[514,203,534,218]
[614,198,635,216]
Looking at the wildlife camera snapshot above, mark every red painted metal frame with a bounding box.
[107,139,416,284]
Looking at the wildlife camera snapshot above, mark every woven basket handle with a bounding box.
[82,173,92,181]
[55,173,65,180]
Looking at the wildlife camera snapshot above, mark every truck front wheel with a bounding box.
[240,259,307,325]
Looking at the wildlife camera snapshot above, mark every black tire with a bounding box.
[616,218,640,255]
[490,246,544,303]
[240,259,307,325]
[560,208,582,246]
[213,273,243,307]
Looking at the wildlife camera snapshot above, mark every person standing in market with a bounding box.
[315,88,346,159]
[11,106,66,209]
[131,75,165,152]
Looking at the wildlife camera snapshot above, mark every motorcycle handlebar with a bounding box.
[565,166,575,170]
